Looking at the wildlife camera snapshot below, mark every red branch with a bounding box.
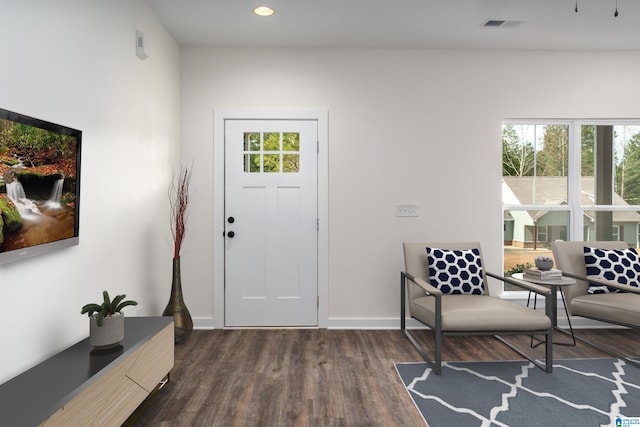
[170,165,193,259]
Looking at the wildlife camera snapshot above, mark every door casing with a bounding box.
[213,109,328,328]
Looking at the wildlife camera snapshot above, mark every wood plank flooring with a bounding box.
[130,328,640,427]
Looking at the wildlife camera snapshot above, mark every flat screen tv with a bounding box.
[0,108,81,264]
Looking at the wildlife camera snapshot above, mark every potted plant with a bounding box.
[81,291,137,350]
[162,164,194,343]
[535,255,554,271]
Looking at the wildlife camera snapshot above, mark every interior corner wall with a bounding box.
[180,47,640,328]
[0,1,181,384]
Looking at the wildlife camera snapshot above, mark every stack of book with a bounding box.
[523,267,562,279]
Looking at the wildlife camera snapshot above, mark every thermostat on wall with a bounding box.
[136,29,148,59]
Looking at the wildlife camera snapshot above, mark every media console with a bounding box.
[0,317,174,426]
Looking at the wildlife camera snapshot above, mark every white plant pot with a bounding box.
[89,312,124,350]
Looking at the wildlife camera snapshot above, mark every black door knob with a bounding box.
[228,216,235,224]
[227,231,235,238]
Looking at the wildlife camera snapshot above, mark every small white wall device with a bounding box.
[136,29,148,59]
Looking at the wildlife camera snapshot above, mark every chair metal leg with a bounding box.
[402,329,441,374]
[495,329,553,373]
[400,272,442,375]
[528,291,538,348]
[558,291,576,346]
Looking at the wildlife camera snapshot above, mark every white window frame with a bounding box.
[502,119,640,296]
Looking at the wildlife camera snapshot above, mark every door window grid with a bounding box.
[243,132,300,173]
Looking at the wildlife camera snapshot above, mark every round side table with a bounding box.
[512,272,576,346]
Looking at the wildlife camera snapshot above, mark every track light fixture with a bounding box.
[574,0,620,17]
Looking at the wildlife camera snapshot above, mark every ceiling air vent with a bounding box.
[482,19,525,28]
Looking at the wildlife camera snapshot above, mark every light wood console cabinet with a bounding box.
[0,317,174,427]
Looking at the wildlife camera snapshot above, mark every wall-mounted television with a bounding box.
[0,108,81,265]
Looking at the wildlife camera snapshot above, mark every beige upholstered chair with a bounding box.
[551,241,640,327]
[551,241,640,364]
[401,242,553,374]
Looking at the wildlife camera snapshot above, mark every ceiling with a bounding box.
[146,0,640,50]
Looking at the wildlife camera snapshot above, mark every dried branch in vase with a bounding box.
[169,164,193,259]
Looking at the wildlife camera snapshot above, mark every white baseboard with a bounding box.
[193,317,215,330]
[192,316,622,330]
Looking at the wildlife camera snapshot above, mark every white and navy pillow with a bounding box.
[426,247,485,295]
[583,246,640,294]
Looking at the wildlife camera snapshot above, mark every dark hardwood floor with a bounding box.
[130,328,640,427]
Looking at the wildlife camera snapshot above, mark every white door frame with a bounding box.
[213,109,328,328]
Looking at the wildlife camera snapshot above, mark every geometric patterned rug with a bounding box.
[395,359,640,427]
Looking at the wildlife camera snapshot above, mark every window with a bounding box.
[536,225,548,243]
[243,132,300,173]
[502,121,640,291]
[612,225,621,241]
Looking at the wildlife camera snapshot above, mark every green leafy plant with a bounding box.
[81,290,137,327]
[504,262,532,277]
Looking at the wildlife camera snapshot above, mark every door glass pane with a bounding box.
[244,132,260,151]
[263,154,280,173]
[283,154,299,173]
[264,133,280,151]
[244,154,261,173]
[283,133,300,151]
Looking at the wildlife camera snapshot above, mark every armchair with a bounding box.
[551,241,640,364]
[401,242,553,374]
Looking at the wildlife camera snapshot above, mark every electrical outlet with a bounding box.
[396,204,419,217]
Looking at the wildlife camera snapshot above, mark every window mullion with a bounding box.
[569,121,582,240]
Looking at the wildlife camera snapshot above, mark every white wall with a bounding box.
[180,47,640,327]
[0,1,181,383]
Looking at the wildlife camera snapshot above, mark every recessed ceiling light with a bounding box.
[254,6,275,17]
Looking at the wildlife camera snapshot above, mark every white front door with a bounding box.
[224,119,318,326]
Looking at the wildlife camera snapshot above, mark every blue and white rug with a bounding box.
[395,359,640,427]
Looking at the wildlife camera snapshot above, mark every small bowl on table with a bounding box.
[535,258,553,271]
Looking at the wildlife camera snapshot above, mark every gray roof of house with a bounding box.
[502,176,640,222]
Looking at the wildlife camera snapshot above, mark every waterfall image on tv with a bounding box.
[0,108,81,264]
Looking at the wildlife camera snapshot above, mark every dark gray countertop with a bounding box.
[0,317,173,427]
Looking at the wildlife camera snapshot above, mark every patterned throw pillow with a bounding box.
[426,247,485,295]
[583,246,640,294]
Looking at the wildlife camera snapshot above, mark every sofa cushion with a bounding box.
[583,246,640,294]
[426,247,484,295]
